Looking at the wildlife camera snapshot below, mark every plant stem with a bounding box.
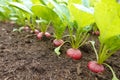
[79,33,89,47]
[98,45,107,64]
[102,51,115,64]
[89,41,98,61]
[103,63,119,80]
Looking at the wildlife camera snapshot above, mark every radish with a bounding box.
[94,31,100,36]
[87,61,105,73]
[53,39,64,47]
[34,29,40,35]
[24,26,29,32]
[37,32,43,40]
[37,32,51,40]
[92,31,100,36]
[45,32,51,38]
[66,48,82,60]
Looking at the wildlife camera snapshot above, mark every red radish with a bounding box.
[87,61,105,73]
[66,48,82,60]
[45,32,51,38]
[94,31,100,36]
[24,26,29,32]
[34,29,40,35]
[92,31,100,36]
[37,32,43,40]
[53,39,64,47]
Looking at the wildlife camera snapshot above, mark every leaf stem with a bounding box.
[98,45,107,64]
[54,41,68,56]
[103,63,119,80]
[89,41,98,61]
[79,33,89,47]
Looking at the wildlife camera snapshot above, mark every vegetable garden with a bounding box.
[0,0,120,80]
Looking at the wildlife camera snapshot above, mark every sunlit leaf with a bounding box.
[31,0,41,4]
[105,35,120,52]
[31,4,61,26]
[82,0,90,7]
[94,1,120,43]
[8,2,33,15]
[68,3,94,27]
[68,0,81,4]
[49,0,70,22]
[74,4,94,14]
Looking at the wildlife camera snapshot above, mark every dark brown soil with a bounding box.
[0,22,120,80]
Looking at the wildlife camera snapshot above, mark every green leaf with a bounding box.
[82,25,92,32]
[56,0,68,4]
[31,4,61,26]
[20,0,33,9]
[89,0,97,6]
[35,19,47,24]
[10,17,18,21]
[49,0,70,22]
[31,0,49,5]
[40,0,49,5]
[94,1,120,43]
[68,3,94,27]
[82,0,90,7]
[68,0,81,4]
[0,7,4,13]
[101,0,116,3]
[54,25,67,39]
[95,1,120,65]
[54,46,61,56]
[74,4,94,14]
[31,0,41,4]
[8,2,33,15]
[0,5,11,20]
[105,35,120,52]
[0,12,5,19]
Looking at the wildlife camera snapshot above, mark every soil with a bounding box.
[0,22,120,80]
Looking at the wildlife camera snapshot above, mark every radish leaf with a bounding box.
[94,1,120,43]
[54,46,61,56]
[31,4,61,26]
[68,3,94,27]
[8,2,33,15]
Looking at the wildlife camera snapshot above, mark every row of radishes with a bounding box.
[0,0,120,80]
[22,26,82,59]
[23,26,65,47]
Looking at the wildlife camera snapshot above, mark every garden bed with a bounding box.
[0,22,120,80]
